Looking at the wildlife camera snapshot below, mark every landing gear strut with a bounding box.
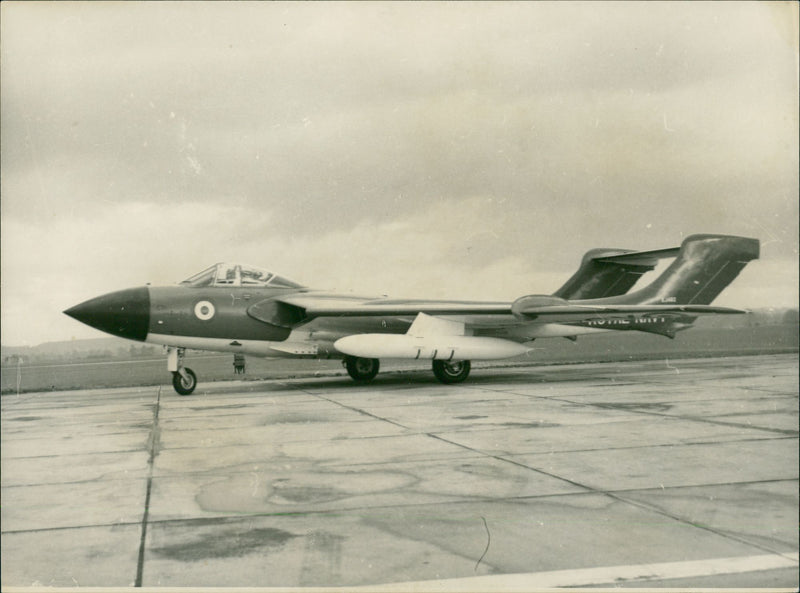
[168,347,197,395]
[344,356,380,382]
[432,359,471,384]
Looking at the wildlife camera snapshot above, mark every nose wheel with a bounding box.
[172,368,197,396]
[167,347,198,395]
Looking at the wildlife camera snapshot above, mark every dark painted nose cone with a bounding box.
[64,287,150,341]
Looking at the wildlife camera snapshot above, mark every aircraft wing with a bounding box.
[294,301,746,327]
[248,293,745,330]
[293,301,512,317]
[246,294,513,328]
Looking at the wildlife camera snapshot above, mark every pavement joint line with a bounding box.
[617,414,797,436]
[277,382,410,430]
[460,373,796,393]
[606,489,800,559]
[1,521,145,535]
[425,432,599,494]
[104,488,617,527]
[134,385,161,588]
[3,476,794,530]
[10,466,791,494]
[0,489,605,534]
[461,384,799,436]
[2,478,795,536]
[121,433,450,450]
[273,374,798,529]
[420,433,796,456]
[427,432,799,558]
[268,385,796,454]
[0,448,154,461]
[278,382,607,496]
[645,415,799,436]
[12,427,775,461]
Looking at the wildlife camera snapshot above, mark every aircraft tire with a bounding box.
[345,356,380,382]
[172,368,197,395]
[432,360,471,384]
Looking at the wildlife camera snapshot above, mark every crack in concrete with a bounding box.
[135,385,161,587]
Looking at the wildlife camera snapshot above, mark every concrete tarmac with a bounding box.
[1,354,797,590]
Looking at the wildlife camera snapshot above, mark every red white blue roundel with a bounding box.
[194,301,215,321]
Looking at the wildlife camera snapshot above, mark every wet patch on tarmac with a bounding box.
[271,484,345,504]
[189,404,250,411]
[152,526,296,561]
[590,402,673,412]
[194,469,418,513]
[260,412,328,424]
[499,421,560,428]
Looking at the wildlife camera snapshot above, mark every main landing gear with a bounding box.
[168,347,197,396]
[166,351,473,394]
[432,359,471,384]
[343,356,472,384]
[344,356,380,382]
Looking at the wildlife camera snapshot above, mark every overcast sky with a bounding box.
[2,1,798,346]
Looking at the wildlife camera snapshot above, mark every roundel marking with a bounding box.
[194,300,216,321]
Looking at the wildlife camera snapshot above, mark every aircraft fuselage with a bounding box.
[67,285,501,359]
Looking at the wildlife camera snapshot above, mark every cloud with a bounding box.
[1,1,797,345]
[4,193,793,347]
[0,197,558,345]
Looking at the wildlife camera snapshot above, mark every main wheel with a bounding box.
[345,356,380,382]
[432,360,471,384]
[172,368,197,395]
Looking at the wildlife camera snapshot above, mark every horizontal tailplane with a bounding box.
[554,246,680,300]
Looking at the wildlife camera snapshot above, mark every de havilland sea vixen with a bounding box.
[65,234,759,395]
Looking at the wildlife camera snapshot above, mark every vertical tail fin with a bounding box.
[605,234,759,306]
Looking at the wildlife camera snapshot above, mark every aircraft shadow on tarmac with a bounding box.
[186,367,597,396]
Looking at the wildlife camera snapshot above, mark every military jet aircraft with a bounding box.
[64,234,759,395]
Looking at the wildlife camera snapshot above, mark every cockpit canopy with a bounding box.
[180,263,303,289]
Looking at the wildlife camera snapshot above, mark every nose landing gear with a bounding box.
[168,347,197,395]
